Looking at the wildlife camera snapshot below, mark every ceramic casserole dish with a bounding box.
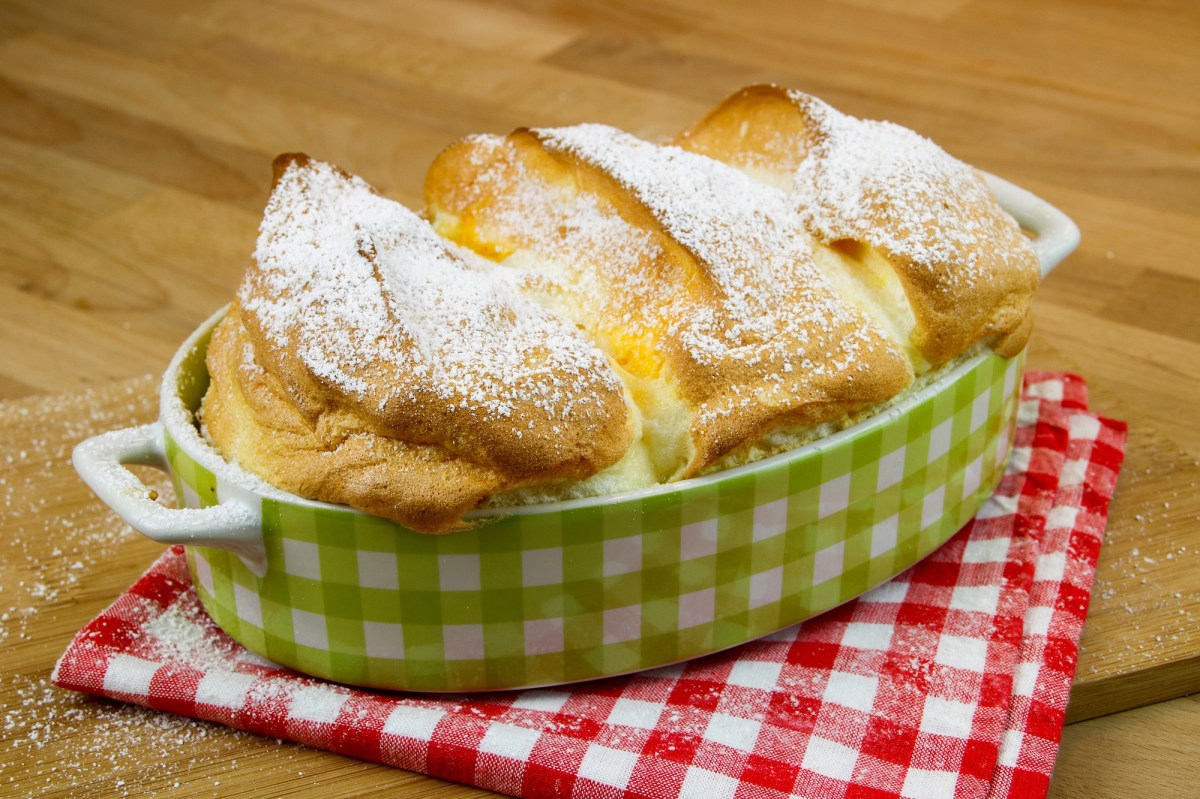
[73,174,1078,693]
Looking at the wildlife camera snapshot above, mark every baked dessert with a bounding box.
[425,125,913,487]
[675,84,1040,366]
[201,87,1039,533]
[201,155,639,533]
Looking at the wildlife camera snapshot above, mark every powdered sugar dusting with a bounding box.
[451,134,667,358]
[241,158,623,432]
[535,124,897,422]
[2,674,249,798]
[789,92,1009,287]
[0,382,251,797]
[541,124,817,352]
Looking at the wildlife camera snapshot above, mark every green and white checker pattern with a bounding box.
[165,349,1024,692]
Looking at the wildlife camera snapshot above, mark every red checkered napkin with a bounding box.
[54,373,1127,799]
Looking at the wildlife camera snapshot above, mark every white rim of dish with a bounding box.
[160,173,1078,519]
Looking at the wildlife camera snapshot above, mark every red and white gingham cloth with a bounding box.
[53,373,1127,799]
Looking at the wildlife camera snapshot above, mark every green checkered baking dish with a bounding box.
[71,174,1077,693]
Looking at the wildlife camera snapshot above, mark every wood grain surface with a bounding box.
[1,0,1197,796]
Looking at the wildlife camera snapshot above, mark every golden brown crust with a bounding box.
[676,85,815,184]
[204,155,634,532]
[426,125,913,479]
[203,306,515,531]
[676,84,1041,366]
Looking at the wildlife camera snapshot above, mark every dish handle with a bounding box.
[73,424,268,576]
[983,172,1081,278]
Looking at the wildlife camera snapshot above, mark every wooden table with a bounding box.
[1,1,1197,796]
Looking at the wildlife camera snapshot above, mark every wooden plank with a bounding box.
[1050,694,1200,798]
[0,0,1196,794]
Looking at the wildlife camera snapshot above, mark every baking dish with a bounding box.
[73,174,1077,692]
